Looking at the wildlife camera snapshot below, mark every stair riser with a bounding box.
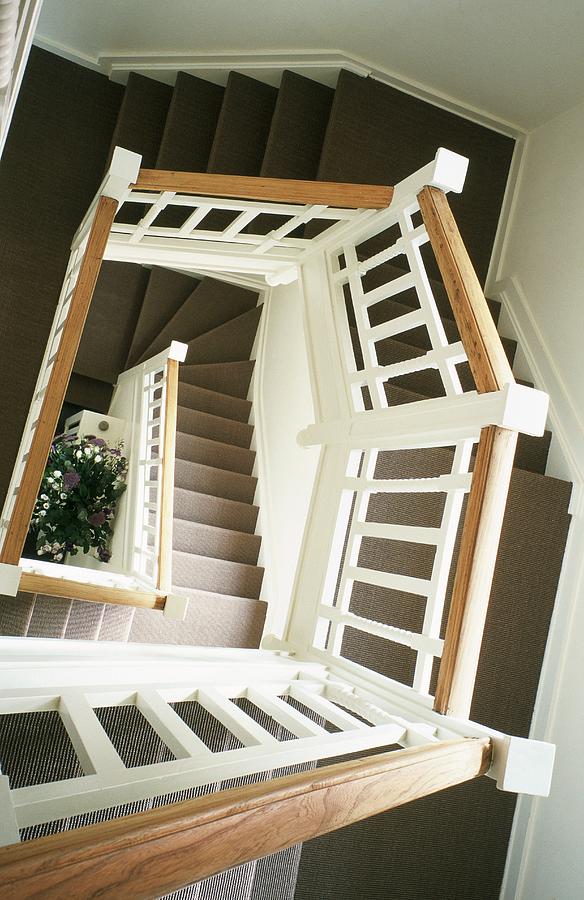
[179,361,254,400]
[173,519,261,565]
[174,489,259,534]
[174,459,257,504]
[177,407,254,449]
[175,432,255,476]
[178,382,252,423]
[173,553,264,599]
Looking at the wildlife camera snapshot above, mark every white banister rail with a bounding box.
[0,0,43,160]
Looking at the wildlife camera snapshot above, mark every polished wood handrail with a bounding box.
[417,185,514,393]
[18,573,165,611]
[133,170,394,209]
[0,196,118,566]
[0,738,491,900]
[157,358,179,593]
[418,186,519,717]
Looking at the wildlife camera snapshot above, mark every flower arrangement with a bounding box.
[31,434,128,564]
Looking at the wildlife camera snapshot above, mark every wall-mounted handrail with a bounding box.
[0,738,490,898]
[133,170,394,209]
[0,195,118,566]
[418,185,520,717]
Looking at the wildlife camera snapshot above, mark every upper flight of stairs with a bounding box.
[0,56,573,899]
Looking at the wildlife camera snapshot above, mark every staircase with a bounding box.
[0,53,574,899]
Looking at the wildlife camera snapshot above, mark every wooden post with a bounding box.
[157,358,179,593]
[0,738,491,899]
[0,196,118,566]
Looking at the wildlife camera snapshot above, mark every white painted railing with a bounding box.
[0,638,553,845]
[108,341,187,592]
[0,0,43,159]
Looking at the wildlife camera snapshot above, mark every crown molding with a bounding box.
[32,36,525,139]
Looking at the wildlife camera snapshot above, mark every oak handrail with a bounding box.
[156,357,179,593]
[0,738,491,900]
[418,186,519,718]
[133,170,394,210]
[0,195,118,566]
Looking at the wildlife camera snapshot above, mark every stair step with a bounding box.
[178,381,251,423]
[175,432,255,475]
[173,519,261,565]
[74,262,150,384]
[108,72,171,168]
[179,361,255,399]
[317,69,514,286]
[176,405,253,448]
[25,594,71,639]
[172,550,264,599]
[140,277,259,364]
[261,71,334,179]
[364,292,515,360]
[97,604,135,641]
[174,487,259,534]
[208,72,277,176]
[64,599,105,639]
[156,72,224,171]
[65,374,112,415]
[129,592,267,648]
[185,305,262,365]
[126,268,199,368]
[174,459,257,503]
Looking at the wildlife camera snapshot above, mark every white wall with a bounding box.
[253,282,320,640]
[498,99,584,900]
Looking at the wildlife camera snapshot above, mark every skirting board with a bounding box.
[494,274,584,898]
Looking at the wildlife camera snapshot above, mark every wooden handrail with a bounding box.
[417,186,520,717]
[0,738,490,899]
[0,195,118,566]
[18,573,165,610]
[417,185,514,393]
[133,170,394,210]
[157,357,179,592]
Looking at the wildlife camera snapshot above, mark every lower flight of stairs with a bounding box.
[0,54,574,899]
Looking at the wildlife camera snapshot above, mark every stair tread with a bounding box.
[173,517,261,565]
[179,360,255,399]
[175,431,255,475]
[172,548,264,599]
[174,486,259,533]
[178,381,252,422]
[140,276,259,364]
[129,592,267,648]
[108,72,172,168]
[156,72,224,171]
[208,72,277,176]
[74,262,150,385]
[174,458,257,503]
[176,405,253,448]
[126,268,199,368]
[261,70,334,180]
[184,304,262,366]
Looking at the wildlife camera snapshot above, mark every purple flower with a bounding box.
[63,471,80,490]
[62,434,77,442]
[97,546,111,563]
[89,437,106,447]
[65,541,75,552]
[88,510,106,526]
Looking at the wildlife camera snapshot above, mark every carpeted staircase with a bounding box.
[0,54,574,899]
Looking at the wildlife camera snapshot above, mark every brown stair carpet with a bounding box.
[176,406,254,448]
[107,72,172,169]
[175,432,255,475]
[139,277,258,364]
[74,261,150,384]
[178,382,252,422]
[174,460,257,504]
[173,519,261,566]
[184,305,262,365]
[173,489,259,535]
[65,373,113,415]
[207,72,277,176]
[126,267,200,368]
[156,72,224,172]
[261,71,334,180]
[179,360,255,399]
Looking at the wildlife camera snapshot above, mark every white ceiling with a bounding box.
[36,0,584,130]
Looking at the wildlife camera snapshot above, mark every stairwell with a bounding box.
[0,52,573,898]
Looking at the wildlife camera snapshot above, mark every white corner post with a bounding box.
[0,562,21,596]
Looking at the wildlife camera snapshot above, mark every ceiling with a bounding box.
[36,0,584,131]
